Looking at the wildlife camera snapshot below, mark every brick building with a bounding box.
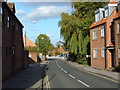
[23,35,38,63]
[1,2,28,81]
[89,0,120,69]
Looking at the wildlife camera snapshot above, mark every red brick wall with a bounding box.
[90,25,106,68]
[2,2,25,81]
[114,19,120,66]
[28,52,38,63]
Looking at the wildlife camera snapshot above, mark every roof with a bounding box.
[23,35,37,47]
[7,3,14,9]
[108,0,119,4]
[89,18,107,29]
[114,10,120,19]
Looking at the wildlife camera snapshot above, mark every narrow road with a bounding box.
[47,59,119,88]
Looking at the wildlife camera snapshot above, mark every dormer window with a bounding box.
[105,6,109,17]
[95,10,100,22]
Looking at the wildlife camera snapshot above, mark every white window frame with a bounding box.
[93,49,98,58]
[105,7,109,17]
[118,22,120,34]
[118,48,120,58]
[101,49,105,58]
[101,27,105,37]
[93,30,97,40]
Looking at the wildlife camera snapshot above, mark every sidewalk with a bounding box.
[2,63,49,89]
[65,60,120,82]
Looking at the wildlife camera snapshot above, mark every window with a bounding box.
[118,23,120,34]
[105,7,108,17]
[101,49,105,58]
[101,27,105,37]
[118,48,120,58]
[95,10,100,22]
[7,15,10,28]
[93,49,98,58]
[93,30,97,40]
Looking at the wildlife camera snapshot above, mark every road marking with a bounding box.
[61,68,63,70]
[77,80,90,87]
[69,74,75,79]
[64,71,67,74]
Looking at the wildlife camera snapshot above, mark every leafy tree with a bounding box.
[35,34,51,56]
[25,46,37,52]
[58,2,107,64]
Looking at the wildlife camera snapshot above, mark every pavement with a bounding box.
[2,62,50,89]
[64,60,120,82]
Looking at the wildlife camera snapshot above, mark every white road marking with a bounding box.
[61,68,63,70]
[63,70,66,73]
[77,80,90,87]
[69,74,75,79]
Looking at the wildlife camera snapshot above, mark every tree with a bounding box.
[25,46,37,52]
[35,34,51,56]
[58,2,107,64]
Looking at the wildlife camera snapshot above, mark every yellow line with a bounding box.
[67,61,120,84]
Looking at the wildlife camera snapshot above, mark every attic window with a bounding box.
[105,7,109,17]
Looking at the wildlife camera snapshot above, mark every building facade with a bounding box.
[89,0,120,69]
[2,2,27,81]
[23,35,38,63]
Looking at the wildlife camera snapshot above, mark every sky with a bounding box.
[7,1,73,46]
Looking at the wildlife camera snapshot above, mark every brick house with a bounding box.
[89,0,120,69]
[1,2,28,81]
[23,35,38,63]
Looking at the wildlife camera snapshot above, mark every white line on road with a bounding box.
[61,68,63,70]
[68,74,75,79]
[77,80,90,87]
[64,71,67,74]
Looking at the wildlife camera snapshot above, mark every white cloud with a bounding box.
[46,33,53,37]
[16,9,25,16]
[22,6,70,21]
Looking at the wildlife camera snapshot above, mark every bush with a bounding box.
[114,65,120,72]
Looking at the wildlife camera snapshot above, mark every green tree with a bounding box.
[25,46,37,52]
[58,2,107,64]
[35,34,51,57]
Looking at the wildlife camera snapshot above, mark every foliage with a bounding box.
[114,65,120,72]
[55,51,62,56]
[25,46,37,52]
[58,2,107,64]
[49,43,56,50]
[35,34,51,55]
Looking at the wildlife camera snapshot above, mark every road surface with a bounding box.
[47,59,119,88]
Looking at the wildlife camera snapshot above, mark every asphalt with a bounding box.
[47,59,120,88]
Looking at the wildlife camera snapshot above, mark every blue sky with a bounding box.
[8,1,73,46]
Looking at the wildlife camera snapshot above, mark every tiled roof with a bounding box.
[23,35,37,47]
[108,0,119,4]
[114,10,120,19]
[7,3,14,9]
[107,42,115,47]
[89,18,107,29]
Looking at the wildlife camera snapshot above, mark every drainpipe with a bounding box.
[104,23,107,68]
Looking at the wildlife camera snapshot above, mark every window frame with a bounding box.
[93,30,97,40]
[117,22,120,34]
[101,27,105,37]
[101,49,105,58]
[118,48,120,58]
[93,49,98,58]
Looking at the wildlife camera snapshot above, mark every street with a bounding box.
[47,59,119,88]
